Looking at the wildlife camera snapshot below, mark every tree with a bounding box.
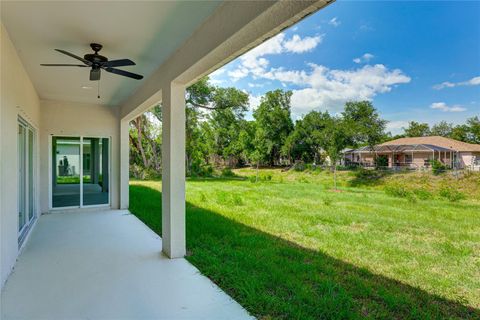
[282,111,331,163]
[342,101,386,159]
[466,116,480,144]
[208,87,249,166]
[237,121,257,165]
[430,121,453,137]
[320,116,351,190]
[250,125,272,181]
[253,90,294,166]
[449,124,470,142]
[404,121,430,137]
[129,110,162,177]
[184,77,248,172]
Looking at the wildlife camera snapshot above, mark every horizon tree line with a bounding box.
[129,76,480,178]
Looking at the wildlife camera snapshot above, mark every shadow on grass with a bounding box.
[130,184,479,320]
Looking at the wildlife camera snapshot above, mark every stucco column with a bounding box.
[119,119,129,209]
[162,82,186,258]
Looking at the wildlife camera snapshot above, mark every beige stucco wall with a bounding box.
[355,151,456,168]
[39,100,120,212]
[1,23,41,286]
[1,24,121,287]
[411,152,431,168]
[459,152,480,169]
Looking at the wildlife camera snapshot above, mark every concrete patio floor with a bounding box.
[1,210,253,320]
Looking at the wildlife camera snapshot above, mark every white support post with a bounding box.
[162,82,186,258]
[120,119,130,209]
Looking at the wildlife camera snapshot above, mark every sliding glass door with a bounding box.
[82,137,109,206]
[51,136,109,208]
[52,137,81,207]
[18,118,36,242]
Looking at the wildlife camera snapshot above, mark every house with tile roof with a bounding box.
[344,136,480,170]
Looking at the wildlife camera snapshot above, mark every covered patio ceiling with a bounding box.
[0,1,221,106]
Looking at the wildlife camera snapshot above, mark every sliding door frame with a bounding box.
[18,117,37,245]
[48,135,111,210]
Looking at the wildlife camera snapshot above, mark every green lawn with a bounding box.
[56,175,91,184]
[129,169,480,319]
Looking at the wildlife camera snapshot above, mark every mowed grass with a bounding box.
[129,169,480,319]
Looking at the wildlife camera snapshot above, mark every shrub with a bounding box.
[375,156,389,168]
[189,159,213,177]
[129,164,161,180]
[385,182,410,198]
[130,164,145,180]
[292,161,306,172]
[297,176,310,183]
[261,173,273,181]
[305,164,322,173]
[430,159,447,175]
[323,197,333,206]
[215,191,243,206]
[439,187,465,202]
[249,173,273,183]
[413,188,433,200]
[351,168,387,184]
[406,193,418,203]
[220,167,236,177]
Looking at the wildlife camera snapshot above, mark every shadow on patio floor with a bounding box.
[130,184,479,320]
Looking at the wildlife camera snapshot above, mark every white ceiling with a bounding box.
[1,1,221,106]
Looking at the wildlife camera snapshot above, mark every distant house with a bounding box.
[344,136,480,170]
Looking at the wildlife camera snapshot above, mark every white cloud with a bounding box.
[210,68,225,77]
[283,34,323,53]
[353,53,374,64]
[433,76,480,90]
[430,102,466,112]
[225,34,410,118]
[328,17,341,27]
[385,120,410,135]
[269,63,411,116]
[227,33,322,81]
[228,68,249,81]
[249,94,262,110]
[386,120,409,131]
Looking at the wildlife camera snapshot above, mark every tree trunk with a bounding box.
[133,117,150,169]
[333,165,337,191]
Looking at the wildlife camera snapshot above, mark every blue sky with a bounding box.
[209,1,480,134]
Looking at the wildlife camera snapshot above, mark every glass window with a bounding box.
[18,124,26,231]
[52,137,81,207]
[82,138,109,206]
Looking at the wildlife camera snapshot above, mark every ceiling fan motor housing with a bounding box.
[84,43,108,65]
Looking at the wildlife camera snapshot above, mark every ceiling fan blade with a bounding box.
[55,49,92,66]
[104,67,143,80]
[41,64,88,67]
[102,59,135,68]
[90,68,101,81]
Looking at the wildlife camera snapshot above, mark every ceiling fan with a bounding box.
[40,43,143,81]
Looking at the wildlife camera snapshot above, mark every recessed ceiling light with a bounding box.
[81,86,92,89]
